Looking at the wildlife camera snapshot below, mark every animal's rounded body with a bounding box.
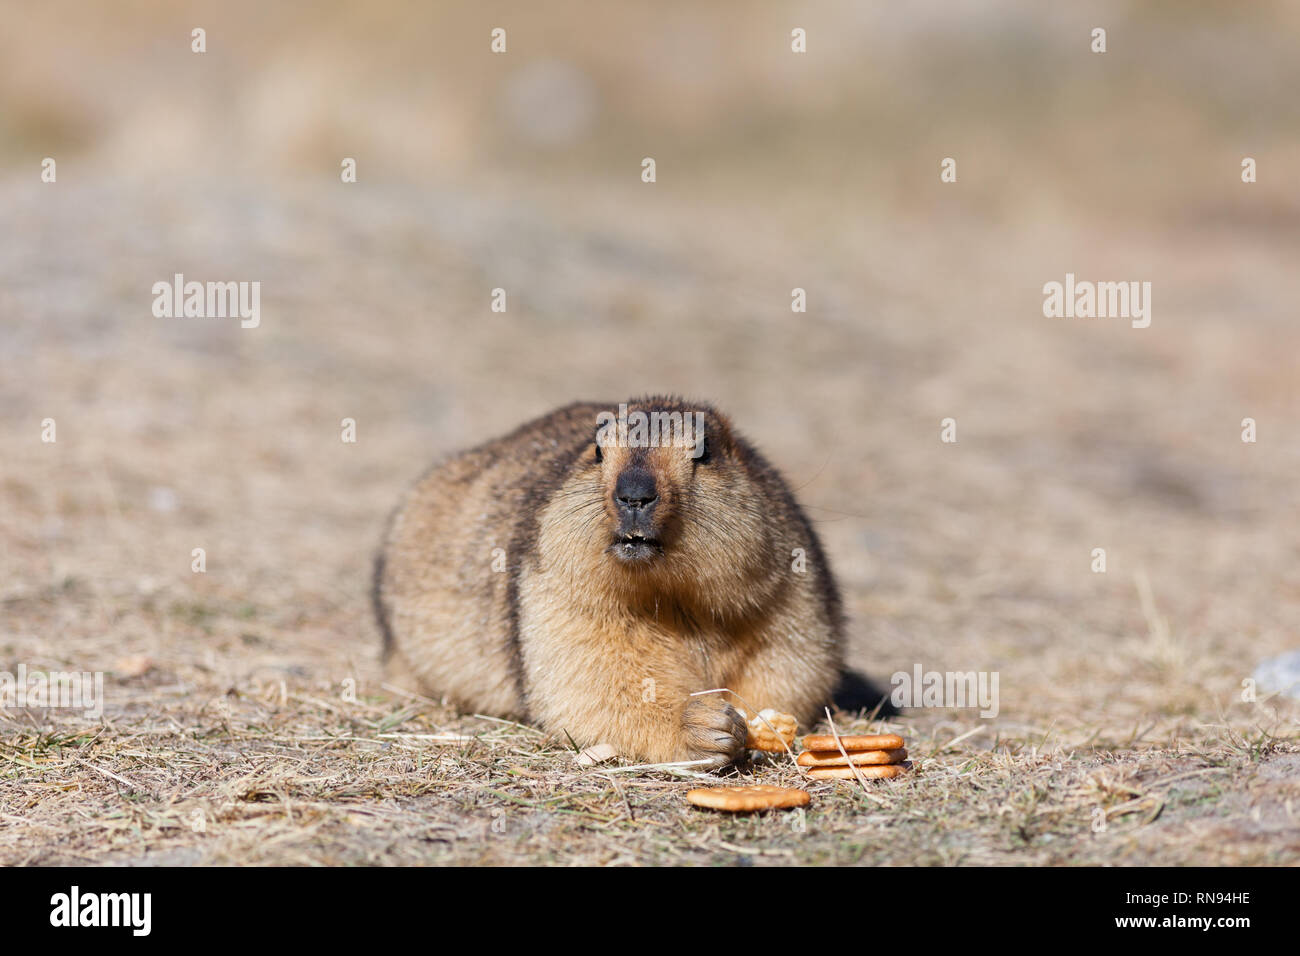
[374,397,851,764]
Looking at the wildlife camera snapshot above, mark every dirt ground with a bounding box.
[2,173,1297,865]
[2,2,1298,865]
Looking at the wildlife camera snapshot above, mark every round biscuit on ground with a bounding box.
[686,785,811,811]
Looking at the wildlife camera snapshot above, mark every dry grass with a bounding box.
[3,685,1295,865]
[4,172,1298,865]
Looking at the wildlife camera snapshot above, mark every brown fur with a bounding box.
[374,397,845,764]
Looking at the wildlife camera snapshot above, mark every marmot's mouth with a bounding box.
[611,532,663,562]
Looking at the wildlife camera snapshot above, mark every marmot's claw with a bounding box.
[680,696,747,766]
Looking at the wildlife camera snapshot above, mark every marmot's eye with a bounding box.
[594,440,603,463]
[694,439,710,464]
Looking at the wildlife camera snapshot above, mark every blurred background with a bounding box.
[3,0,1298,728]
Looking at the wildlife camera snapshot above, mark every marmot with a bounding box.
[374,397,885,765]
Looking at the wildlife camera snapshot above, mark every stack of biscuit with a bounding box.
[686,713,912,813]
[796,733,913,779]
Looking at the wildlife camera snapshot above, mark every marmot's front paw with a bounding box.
[679,696,747,766]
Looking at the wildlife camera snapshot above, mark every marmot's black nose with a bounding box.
[615,468,659,514]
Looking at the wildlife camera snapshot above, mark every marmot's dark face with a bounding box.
[588,406,766,573]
